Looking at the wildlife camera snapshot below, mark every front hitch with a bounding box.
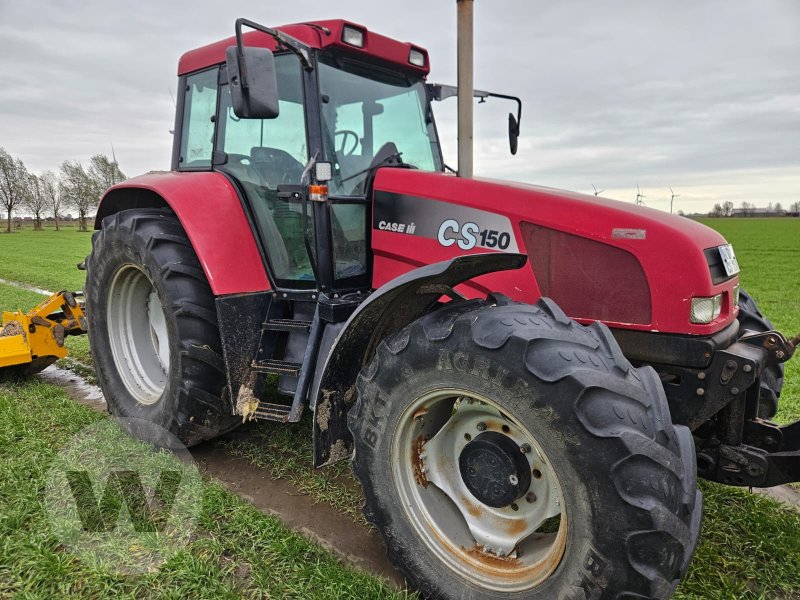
[697,327,800,487]
[739,329,798,363]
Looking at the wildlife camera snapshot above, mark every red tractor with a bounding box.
[83,10,798,599]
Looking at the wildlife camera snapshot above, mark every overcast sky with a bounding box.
[1,0,798,213]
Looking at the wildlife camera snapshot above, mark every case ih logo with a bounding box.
[373,192,519,252]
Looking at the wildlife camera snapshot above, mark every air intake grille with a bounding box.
[520,222,652,324]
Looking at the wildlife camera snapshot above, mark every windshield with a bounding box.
[318,56,442,196]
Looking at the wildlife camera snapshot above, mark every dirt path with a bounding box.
[35,366,406,588]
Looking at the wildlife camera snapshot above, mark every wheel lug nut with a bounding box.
[526,492,537,503]
[476,422,486,432]
[510,503,519,511]
[464,433,472,441]
[509,474,518,485]
[519,443,531,454]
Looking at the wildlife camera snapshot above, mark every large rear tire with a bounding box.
[349,296,702,599]
[738,288,784,418]
[85,208,239,446]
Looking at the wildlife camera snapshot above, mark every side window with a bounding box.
[217,54,308,189]
[179,69,218,168]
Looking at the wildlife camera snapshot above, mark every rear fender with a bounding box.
[95,171,270,295]
[311,252,527,467]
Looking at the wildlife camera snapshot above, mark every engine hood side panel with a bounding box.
[371,169,738,335]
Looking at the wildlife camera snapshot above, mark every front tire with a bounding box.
[86,208,239,446]
[738,288,784,418]
[349,296,702,599]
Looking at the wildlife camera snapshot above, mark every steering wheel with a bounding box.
[335,130,360,157]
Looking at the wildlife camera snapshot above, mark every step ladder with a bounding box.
[243,303,322,423]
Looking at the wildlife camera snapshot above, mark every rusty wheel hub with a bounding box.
[459,431,532,508]
[392,390,567,592]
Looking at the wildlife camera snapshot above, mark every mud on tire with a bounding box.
[86,208,239,447]
[349,296,702,599]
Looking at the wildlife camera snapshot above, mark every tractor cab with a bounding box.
[174,19,443,298]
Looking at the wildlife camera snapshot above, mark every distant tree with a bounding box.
[722,201,734,217]
[774,202,783,213]
[0,147,28,233]
[23,173,48,230]
[677,209,685,216]
[791,201,800,214]
[88,154,126,192]
[740,201,753,217]
[60,160,99,232]
[40,171,62,231]
[711,203,723,217]
[767,202,774,213]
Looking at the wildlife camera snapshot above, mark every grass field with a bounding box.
[2,218,800,599]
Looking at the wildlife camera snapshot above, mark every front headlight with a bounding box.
[690,294,722,324]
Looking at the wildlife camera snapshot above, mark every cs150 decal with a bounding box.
[373,191,519,253]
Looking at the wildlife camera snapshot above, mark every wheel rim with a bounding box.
[107,265,170,405]
[392,389,568,593]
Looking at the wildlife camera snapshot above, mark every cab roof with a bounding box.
[178,19,430,77]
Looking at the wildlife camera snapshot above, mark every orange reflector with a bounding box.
[308,185,328,202]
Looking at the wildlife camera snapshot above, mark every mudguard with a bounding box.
[95,171,270,296]
[311,252,527,467]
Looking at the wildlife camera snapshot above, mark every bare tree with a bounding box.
[740,201,753,217]
[791,201,800,214]
[0,147,28,233]
[23,173,48,230]
[40,171,62,231]
[722,201,733,217]
[88,153,126,192]
[774,202,783,214]
[711,203,723,217]
[60,160,99,232]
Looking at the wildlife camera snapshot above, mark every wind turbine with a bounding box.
[669,187,680,214]
[592,184,604,196]
[635,185,646,206]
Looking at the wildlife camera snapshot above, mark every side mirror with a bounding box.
[225,46,279,119]
[508,113,520,155]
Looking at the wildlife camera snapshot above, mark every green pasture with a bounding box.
[1,218,800,599]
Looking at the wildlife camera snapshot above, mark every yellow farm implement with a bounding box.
[0,291,87,376]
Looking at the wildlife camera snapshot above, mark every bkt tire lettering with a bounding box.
[437,219,511,251]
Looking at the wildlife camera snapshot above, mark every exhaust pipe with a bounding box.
[457,0,474,178]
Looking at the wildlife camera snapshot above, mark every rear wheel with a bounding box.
[86,208,239,446]
[349,296,702,599]
[738,288,784,418]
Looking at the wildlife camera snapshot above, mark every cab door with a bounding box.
[214,53,317,290]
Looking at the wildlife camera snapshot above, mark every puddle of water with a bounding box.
[38,365,105,405]
[0,277,55,297]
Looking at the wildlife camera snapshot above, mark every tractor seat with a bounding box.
[250,147,305,189]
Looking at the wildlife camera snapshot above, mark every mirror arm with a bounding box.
[480,91,522,135]
[234,18,314,90]
[426,83,522,132]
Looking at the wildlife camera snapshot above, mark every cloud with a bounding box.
[0,0,797,212]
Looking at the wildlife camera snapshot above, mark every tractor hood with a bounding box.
[370,169,739,336]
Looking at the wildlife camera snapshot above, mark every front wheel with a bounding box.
[349,297,702,599]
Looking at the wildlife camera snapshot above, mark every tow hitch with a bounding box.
[697,328,800,487]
